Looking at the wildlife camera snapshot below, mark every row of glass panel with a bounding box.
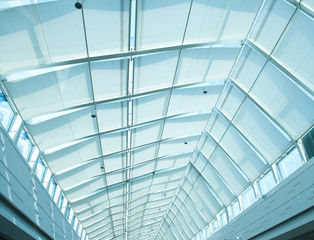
[0,88,89,240]
[192,145,311,240]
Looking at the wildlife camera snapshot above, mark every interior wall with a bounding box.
[0,125,80,240]
[207,157,314,240]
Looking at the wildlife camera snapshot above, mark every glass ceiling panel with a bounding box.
[206,112,229,142]
[44,136,101,173]
[100,131,127,155]
[220,126,266,181]
[90,59,128,101]
[29,106,97,150]
[103,153,125,172]
[175,47,240,85]
[184,0,262,44]
[56,160,102,189]
[0,4,51,73]
[209,148,249,195]
[133,91,170,124]
[96,100,127,132]
[158,135,200,157]
[167,85,223,116]
[66,177,106,201]
[162,113,210,139]
[198,134,216,159]
[133,50,180,93]
[155,153,191,171]
[136,0,191,50]
[273,9,314,91]
[36,0,87,62]
[250,62,314,139]
[218,84,245,119]
[71,190,109,212]
[132,144,158,165]
[249,0,295,53]
[131,160,155,178]
[132,121,163,147]
[200,162,234,205]
[83,0,129,56]
[106,171,124,186]
[233,98,291,163]
[5,63,92,120]
[231,45,267,92]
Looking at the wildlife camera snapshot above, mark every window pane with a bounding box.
[17,130,32,160]
[278,148,303,180]
[241,187,256,210]
[73,217,78,231]
[61,197,68,215]
[48,177,57,197]
[28,146,39,169]
[35,158,46,182]
[212,219,219,232]
[302,127,314,161]
[68,208,74,225]
[53,185,61,203]
[258,171,276,195]
[219,211,228,227]
[8,115,22,139]
[231,201,241,219]
[42,168,52,189]
[0,90,14,130]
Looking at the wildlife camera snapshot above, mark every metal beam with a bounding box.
[2,41,241,77]
[43,108,211,155]
[56,150,192,177]
[70,165,187,203]
[25,80,220,126]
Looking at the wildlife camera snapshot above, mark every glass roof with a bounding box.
[0,0,313,240]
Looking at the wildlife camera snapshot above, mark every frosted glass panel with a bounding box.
[220,127,266,181]
[132,144,158,165]
[175,47,240,85]
[57,160,102,189]
[132,121,162,147]
[201,163,234,205]
[100,131,126,155]
[155,153,191,171]
[218,85,245,119]
[30,107,97,150]
[103,154,125,172]
[210,148,248,195]
[45,137,101,173]
[37,0,87,62]
[96,101,127,132]
[5,64,93,120]
[0,4,50,73]
[91,59,128,101]
[134,51,179,93]
[185,0,262,43]
[158,135,200,157]
[136,0,191,50]
[167,85,222,115]
[207,113,229,142]
[233,99,290,163]
[249,0,295,53]
[162,113,210,139]
[133,91,169,124]
[84,0,129,56]
[273,10,314,91]
[66,178,105,201]
[250,63,314,138]
[231,46,266,91]
[199,134,216,159]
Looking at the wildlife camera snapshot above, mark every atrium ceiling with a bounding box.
[0,0,313,240]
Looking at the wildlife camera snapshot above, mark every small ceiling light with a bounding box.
[203,90,207,94]
[75,2,82,9]
[184,141,188,145]
[91,114,96,118]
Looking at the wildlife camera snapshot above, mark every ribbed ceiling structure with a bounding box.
[0,0,313,239]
